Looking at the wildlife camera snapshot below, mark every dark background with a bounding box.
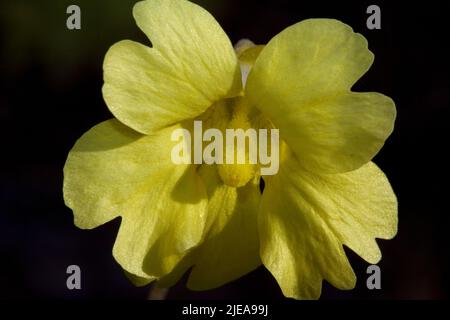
[1,0,449,299]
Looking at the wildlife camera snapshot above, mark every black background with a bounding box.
[1,0,449,299]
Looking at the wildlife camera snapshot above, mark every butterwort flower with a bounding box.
[63,0,397,299]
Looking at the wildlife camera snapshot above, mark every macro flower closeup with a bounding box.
[63,0,397,299]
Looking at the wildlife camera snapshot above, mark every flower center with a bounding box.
[194,40,277,188]
[216,97,258,188]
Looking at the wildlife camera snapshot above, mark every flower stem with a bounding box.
[147,284,169,300]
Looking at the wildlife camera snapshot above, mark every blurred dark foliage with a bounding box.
[1,0,449,299]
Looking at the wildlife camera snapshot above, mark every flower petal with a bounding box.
[246,19,395,173]
[187,165,262,290]
[103,0,242,134]
[63,120,208,279]
[259,150,397,299]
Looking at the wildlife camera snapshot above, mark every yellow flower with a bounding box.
[63,0,397,299]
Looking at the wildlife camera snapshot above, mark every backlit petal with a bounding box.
[247,19,395,173]
[259,149,397,299]
[63,120,208,279]
[103,0,242,134]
